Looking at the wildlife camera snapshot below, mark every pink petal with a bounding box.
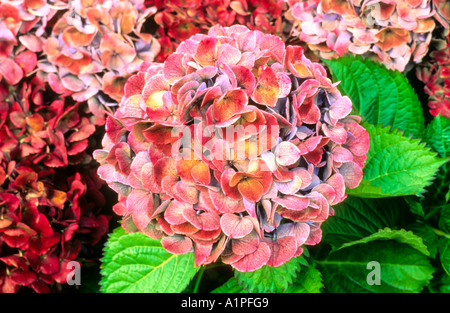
[161,235,193,254]
[164,200,191,225]
[220,213,254,239]
[231,241,271,272]
[232,231,260,255]
[329,96,352,120]
[190,228,222,244]
[193,242,213,266]
[175,181,199,205]
[332,146,354,163]
[273,195,310,211]
[182,207,220,231]
[264,236,297,267]
[339,161,363,189]
[344,122,370,156]
[0,58,23,85]
[275,141,301,166]
[326,173,346,205]
[312,183,336,203]
[276,222,310,247]
[275,168,312,194]
[208,189,246,214]
[322,124,348,144]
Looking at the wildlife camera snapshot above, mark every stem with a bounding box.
[431,227,450,240]
[193,266,206,293]
[424,205,445,221]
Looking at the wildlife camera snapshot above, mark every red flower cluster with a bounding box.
[145,0,290,62]
[0,162,109,292]
[95,25,369,272]
[416,29,450,118]
[0,1,113,292]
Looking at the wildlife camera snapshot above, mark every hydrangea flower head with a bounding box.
[37,0,160,125]
[287,0,448,72]
[95,25,369,271]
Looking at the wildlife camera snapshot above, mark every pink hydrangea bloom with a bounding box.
[287,0,449,72]
[95,25,369,272]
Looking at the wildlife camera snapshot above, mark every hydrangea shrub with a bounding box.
[95,25,369,272]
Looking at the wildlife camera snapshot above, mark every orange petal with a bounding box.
[237,178,264,202]
[212,89,248,122]
[251,66,280,107]
[62,26,96,47]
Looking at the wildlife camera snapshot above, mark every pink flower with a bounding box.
[95,25,369,272]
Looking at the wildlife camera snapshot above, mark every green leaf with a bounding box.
[439,205,450,234]
[422,115,450,205]
[211,278,246,293]
[234,255,303,293]
[322,196,412,249]
[428,272,450,293]
[323,55,424,138]
[347,124,448,198]
[404,196,425,217]
[406,222,439,259]
[439,237,450,276]
[286,262,324,293]
[425,114,450,158]
[316,239,435,293]
[338,228,430,256]
[100,227,199,293]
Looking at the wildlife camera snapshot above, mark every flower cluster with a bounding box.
[0,0,114,292]
[416,29,450,118]
[1,76,98,168]
[286,0,449,72]
[0,163,110,293]
[146,0,290,62]
[36,0,161,126]
[95,25,369,271]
